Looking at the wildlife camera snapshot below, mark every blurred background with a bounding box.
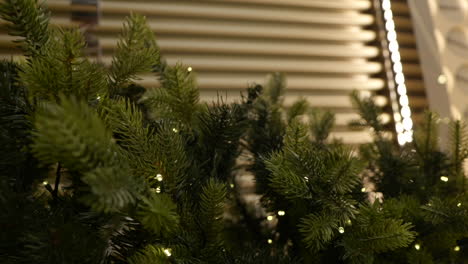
[0,0,465,145]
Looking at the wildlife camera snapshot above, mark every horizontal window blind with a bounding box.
[0,0,394,144]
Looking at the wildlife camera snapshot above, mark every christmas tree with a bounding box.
[0,1,466,263]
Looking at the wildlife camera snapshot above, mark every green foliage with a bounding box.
[31,96,116,172]
[128,244,171,264]
[341,204,416,263]
[309,109,335,144]
[110,13,159,92]
[286,98,308,123]
[144,63,200,125]
[298,213,339,251]
[19,28,107,102]
[137,193,180,235]
[0,0,50,55]
[352,92,468,263]
[2,1,467,263]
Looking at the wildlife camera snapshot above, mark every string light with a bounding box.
[414,244,421,250]
[230,183,234,189]
[96,95,101,100]
[437,74,447,84]
[163,248,172,257]
[381,0,413,145]
[277,210,285,216]
[361,187,366,192]
[440,176,449,182]
[155,174,163,182]
[457,202,462,207]
[346,219,352,225]
[454,246,460,252]
[155,187,161,193]
[304,176,309,182]
[42,181,48,185]
[267,215,274,221]
[187,66,192,72]
[267,239,273,244]
[338,227,345,234]
[172,128,179,133]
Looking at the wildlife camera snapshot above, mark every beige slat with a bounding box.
[200,0,372,10]
[99,56,382,74]
[99,37,379,58]
[137,74,385,91]
[106,0,372,11]
[198,90,388,108]
[94,19,376,42]
[100,1,375,26]
[330,130,375,144]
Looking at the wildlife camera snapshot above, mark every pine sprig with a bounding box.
[144,63,200,125]
[137,193,180,236]
[341,205,416,263]
[31,96,117,172]
[199,179,227,246]
[110,13,159,92]
[299,213,339,251]
[0,0,50,55]
[128,244,171,264]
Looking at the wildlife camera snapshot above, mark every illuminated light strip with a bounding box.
[381,0,413,145]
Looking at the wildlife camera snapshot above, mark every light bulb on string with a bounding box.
[414,244,421,250]
[338,227,345,234]
[440,176,448,182]
[267,215,274,221]
[454,246,460,252]
[163,248,172,257]
[457,202,462,207]
[155,174,163,182]
[42,181,48,186]
[277,210,285,216]
[267,239,273,244]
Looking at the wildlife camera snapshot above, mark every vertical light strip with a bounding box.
[381,0,414,145]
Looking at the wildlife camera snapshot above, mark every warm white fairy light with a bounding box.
[267,239,273,244]
[454,246,460,252]
[172,128,179,133]
[156,174,163,182]
[381,0,414,145]
[440,176,449,182]
[42,181,48,185]
[163,248,172,257]
[267,215,274,221]
[338,227,345,234]
[361,187,366,193]
[156,187,161,193]
[187,66,192,72]
[414,244,421,250]
[277,210,285,216]
[457,202,462,207]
